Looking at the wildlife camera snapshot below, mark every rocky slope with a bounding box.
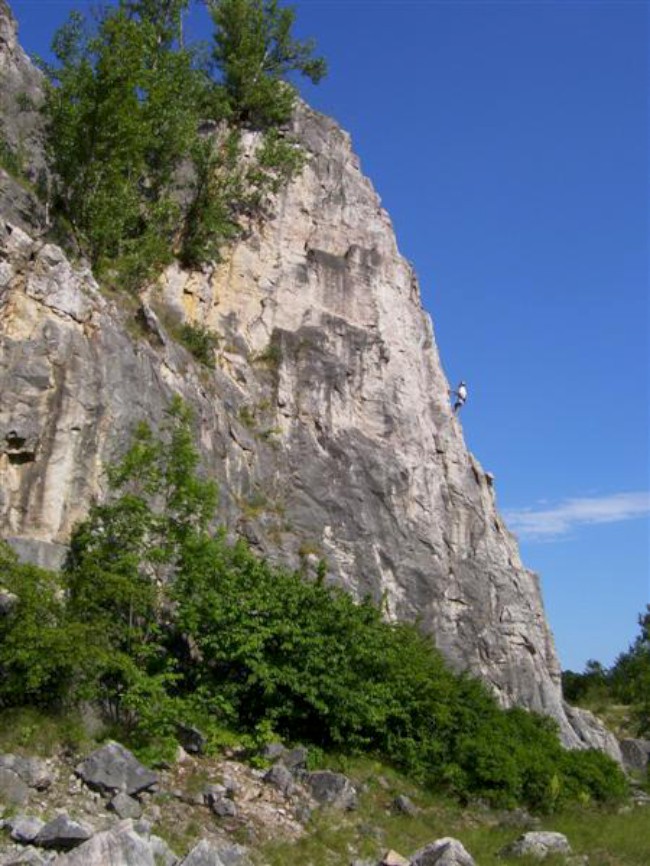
[0,0,617,756]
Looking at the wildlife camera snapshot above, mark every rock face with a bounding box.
[0,0,613,752]
[0,0,46,232]
[619,738,650,773]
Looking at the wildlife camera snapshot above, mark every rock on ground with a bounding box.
[619,738,650,774]
[0,756,52,791]
[501,831,572,859]
[33,815,93,850]
[109,792,143,820]
[303,771,357,810]
[180,839,251,866]
[409,837,476,866]
[53,821,156,866]
[0,769,29,806]
[1,848,53,865]
[75,742,158,797]
[381,850,410,866]
[7,815,44,843]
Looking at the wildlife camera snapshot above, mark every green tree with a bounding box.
[610,607,650,735]
[41,3,207,279]
[63,399,217,725]
[210,0,326,127]
[0,543,87,707]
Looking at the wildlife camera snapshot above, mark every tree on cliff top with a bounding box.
[210,0,327,126]
[39,0,326,284]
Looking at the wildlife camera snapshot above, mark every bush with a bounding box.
[0,406,629,812]
[177,323,220,367]
[0,542,87,707]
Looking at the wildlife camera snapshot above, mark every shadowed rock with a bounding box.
[75,742,158,797]
[303,771,357,810]
[7,814,44,843]
[33,815,93,850]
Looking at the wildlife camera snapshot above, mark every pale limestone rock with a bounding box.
[410,838,476,866]
[53,821,155,866]
[501,830,571,859]
[381,851,410,866]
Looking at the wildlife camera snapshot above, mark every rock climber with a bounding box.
[450,381,467,414]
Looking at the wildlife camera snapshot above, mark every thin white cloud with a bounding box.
[504,491,650,540]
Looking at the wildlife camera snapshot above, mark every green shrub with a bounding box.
[0,131,24,179]
[177,323,220,367]
[0,542,88,707]
[0,404,628,812]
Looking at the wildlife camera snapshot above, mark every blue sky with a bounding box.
[9,0,649,671]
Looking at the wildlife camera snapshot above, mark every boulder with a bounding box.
[54,821,155,866]
[562,704,623,764]
[33,815,93,850]
[0,588,18,615]
[202,784,227,808]
[409,837,476,866]
[303,771,358,810]
[75,742,158,796]
[262,742,286,762]
[108,792,143,820]
[393,794,418,816]
[619,738,650,774]
[176,725,207,756]
[381,851,410,866]
[263,764,294,796]
[149,835,180,866]
[500,831,572,859]
[0,756,52,791]
[279,746,309,773]
[180,839,250,866]
[7,814,45,843]
[0,768,29,806]
[211,798,237,818]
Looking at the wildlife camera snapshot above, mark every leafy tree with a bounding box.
[63,398,217,725]
[123,0,189,46]
[610,607,650,735]
[0,542,88,707]
[39,0,325,286]
[0,404,628,809]
[40,3,207,278]
[210,0,326,127]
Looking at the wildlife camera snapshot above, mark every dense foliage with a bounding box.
[563,610,650,737]
[0,402,627,812]
[211,0,326,126]
[39,0,324,284]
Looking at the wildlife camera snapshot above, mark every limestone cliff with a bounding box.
[0,0,619,758]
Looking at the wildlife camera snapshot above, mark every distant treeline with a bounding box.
[563,611,650,737]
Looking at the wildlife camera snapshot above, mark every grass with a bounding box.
[1,710,647,865]
[0,707,95,757]
[259,754,650,866]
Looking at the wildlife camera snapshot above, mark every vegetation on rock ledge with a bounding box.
[38,0,326,287]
